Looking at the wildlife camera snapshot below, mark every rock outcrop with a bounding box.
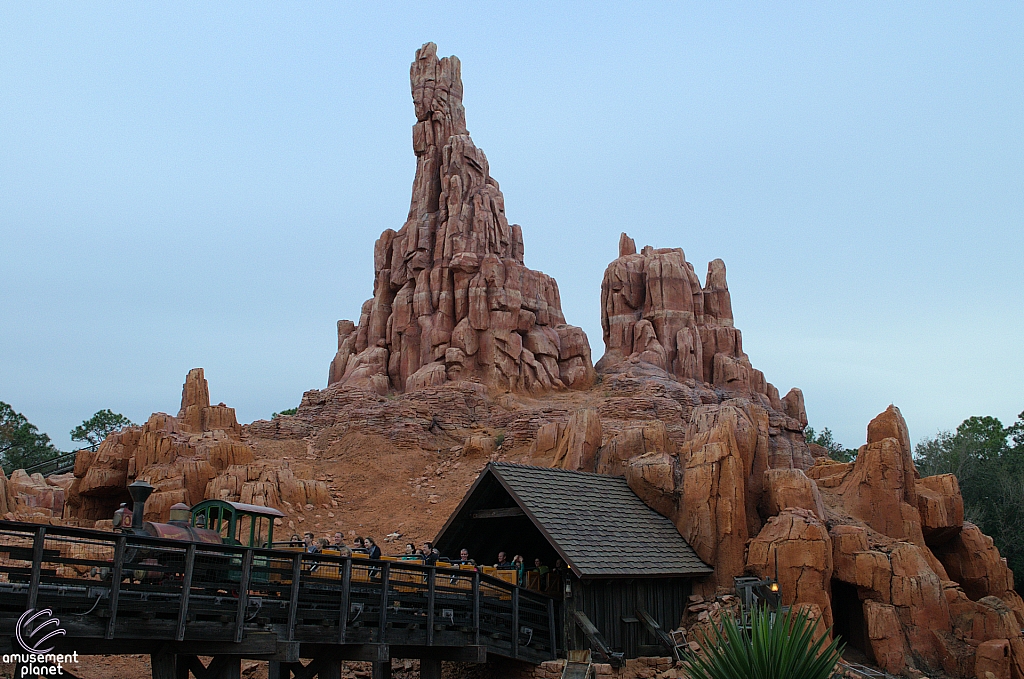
[1,469,72,522]
[328,43,595,396]
[67,369,328,523]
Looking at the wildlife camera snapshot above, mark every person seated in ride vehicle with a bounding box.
[494,551,513,569]
[456,548,477,567]
[421,541,439,566]
[401,543,421,560]
[304,532,318,553]
[352,536,369,555]
[365,537,382,560]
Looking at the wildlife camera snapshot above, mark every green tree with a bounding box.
[272,408,297,418]
[70,409,135,451]
[0,401,62,474]
[804,426,857,463]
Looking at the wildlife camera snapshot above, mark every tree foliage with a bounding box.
[685,606,844,679]
[804,426,857,463]
[916,412,1024,584]
[272,407,298,418]
[0,401,62,474]
[70,409,135,450]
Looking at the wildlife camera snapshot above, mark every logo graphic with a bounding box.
[16,608,66,654]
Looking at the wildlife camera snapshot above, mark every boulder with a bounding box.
[761,468,825,520]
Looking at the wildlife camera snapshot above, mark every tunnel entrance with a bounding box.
[831,579,872,661]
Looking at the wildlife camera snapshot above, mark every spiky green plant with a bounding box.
[684,607,845,679]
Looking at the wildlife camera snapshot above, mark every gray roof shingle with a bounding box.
[486,463,712,578]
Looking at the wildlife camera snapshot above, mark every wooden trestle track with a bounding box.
[0,521,558,679]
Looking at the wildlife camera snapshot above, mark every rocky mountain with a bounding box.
[36,43,1024,679]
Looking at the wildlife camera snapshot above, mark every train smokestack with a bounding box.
[127,480,155,529]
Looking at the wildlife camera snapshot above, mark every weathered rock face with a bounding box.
[746,507,834,630]
[1,469,70,522]
[328,43,595,396]
[67,369,328,523]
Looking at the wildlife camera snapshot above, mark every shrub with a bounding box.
[685,606,843,679]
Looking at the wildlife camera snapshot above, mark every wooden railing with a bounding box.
[0,521,557,663]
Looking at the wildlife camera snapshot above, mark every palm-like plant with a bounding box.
[684,606,845,679]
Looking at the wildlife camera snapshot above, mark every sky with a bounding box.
[1,3,1022,452]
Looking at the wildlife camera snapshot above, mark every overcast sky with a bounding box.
[2,3,1021,452]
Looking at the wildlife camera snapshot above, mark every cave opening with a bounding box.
[831,579,872,661]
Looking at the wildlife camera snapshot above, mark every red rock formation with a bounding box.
[328,43,595,395]
[746,507,834,630]
[2,470,69,522]
[67,369,328,523]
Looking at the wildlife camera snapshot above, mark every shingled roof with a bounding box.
[436,462,712,578]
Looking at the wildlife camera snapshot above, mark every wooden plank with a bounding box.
[27,526,46,610]
[511,586,519,660]
[378,561,390,643]
[573,610,622,668]
[547,597,557,659]
[287,552,301,641]
[176,543,196,641]
[338,558,352,644]
[635,607,676,657]
[106,535,127,640]
[472,572,480,646]
[469,507,524,519]
[425,566,435,647]
[234,549,254,643]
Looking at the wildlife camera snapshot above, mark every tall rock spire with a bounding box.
[329,43,595,394]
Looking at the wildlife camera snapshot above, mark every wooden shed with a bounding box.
[434,463,713,661]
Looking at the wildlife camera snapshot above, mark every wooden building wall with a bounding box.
[566,575,692,659]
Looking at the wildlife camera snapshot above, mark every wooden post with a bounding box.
[547,597,558,658]
[176,543,196,641]
[371,661,391,679]
[234,549,254,642]
[318,657,342,679]
[425,566,435,647]
[338,558,351,643]
[150,649,176,679]
[106,535,127,639]
[420,658,441,679]
[287,552,302,641]
[378,562,390,643]
[511,586,520,659]
[472,571,480,646]
[27,526,46,610]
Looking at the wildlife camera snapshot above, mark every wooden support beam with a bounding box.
[425,566,435,647]
[469,507,524,519]
[176,543,196,641]
[150,649,177,679]
[420,658,441,679]
[287,552,302,641]
[27,526,46,610]
[472,572,480,646]
[338,558,351,644]
[234,549,255,642]
[511,586,520,660]
[106,535,127,639]
[371,661,391,679]
[547,598,558,658]
[378,562,390,644]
